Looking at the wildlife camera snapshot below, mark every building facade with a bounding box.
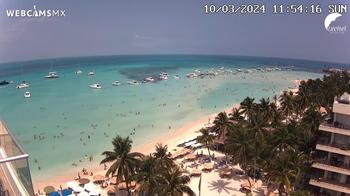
[0,120,34,196]
[310,93,350,196]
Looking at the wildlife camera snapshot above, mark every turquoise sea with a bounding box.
[0,55,343,184]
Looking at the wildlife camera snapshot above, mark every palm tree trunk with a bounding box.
[125,175,131,196]
[206,142,211,157]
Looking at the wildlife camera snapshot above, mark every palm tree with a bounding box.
[279,91,297,118]
[270,123,297,154]
[225,125,253,171]
[212,112,232,143]
[133,155,161,195]
[196,128,215,157]
[240,97,256,121]
[157,167,195,196]
[100,135,144,195]
[230,107,243,122]
[153,143,174,169]
[265,149,304,195]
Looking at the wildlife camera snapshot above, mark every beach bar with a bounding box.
[0,120,34,196]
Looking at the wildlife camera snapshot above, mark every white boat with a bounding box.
[186,73,197,78]
[159,72,168,76]
[16,81,29,89]
[89,83,102,89]
[128,80,140,85]
[24,91,31,98]
[173,75,180,79]
[44,72,59,79]
[237,69,242,72]
[76,70,83,74]
[87,71,95,76]
[144,77,155,82]
[159,75,168,80]
[112,81,121,86]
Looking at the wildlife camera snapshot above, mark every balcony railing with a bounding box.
[316,141,350,156]
[320,121,350,136]
[312,159,350,176]
[310,178,350,194]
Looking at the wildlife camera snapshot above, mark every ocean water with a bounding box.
[0,55,336,184]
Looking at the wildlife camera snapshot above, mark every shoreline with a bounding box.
[34,104,239,191]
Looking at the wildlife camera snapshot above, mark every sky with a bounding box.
[0,0,349,64]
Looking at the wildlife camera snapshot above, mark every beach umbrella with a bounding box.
[93,174,105,183]
[61,189,73,196]
[44,186,55,194]
[49,191,61,196]
[190,169,201,176]
[78,178,90,185]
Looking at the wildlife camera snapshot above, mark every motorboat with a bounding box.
[112,81,121,86]
[87,71,95,76]
[128,80,140,85]
[159,75,168,80]
[0,80,10,86]
[76,70,83,74]
[144,77,155,82]
[24,91,31,98]
[186,73,197,78]
[89,83,102,89]
[16,81,29,89]
[44,72,59,79]
[173,75,180,79]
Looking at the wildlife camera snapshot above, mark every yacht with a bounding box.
[128,80,140,85]
[112,81,121,86]
[16,81,29,89]
[186,73,197,78]
[44,72,59,79]
[159,75,168,80]
[89,83,102,89]
[75,70,83,74]
[144,77,155,82]
[87,71,95,76]
[0,80,10,86]
[24,91,31,98]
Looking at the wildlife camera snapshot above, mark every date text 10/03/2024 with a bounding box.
[203,4,348,14]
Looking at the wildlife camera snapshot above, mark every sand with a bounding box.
[34,104,240,192]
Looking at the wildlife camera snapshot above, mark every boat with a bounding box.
[186,73,197,78]
[0,80,10,86]
[89,83,102,89]
[112,81,121,86]
[16,81,29,89]
[144,77,155,82]
[87,71,95,76]
[75,70,83,74]
[237,69,242,72]
[159,75,168,80]
[44,72,59,79]
[128,80,140,85]
[24,91,31,98]
[173,75,180,79]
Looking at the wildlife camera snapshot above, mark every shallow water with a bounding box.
[0,55,327,182]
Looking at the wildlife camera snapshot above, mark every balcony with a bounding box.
[319,123,350,137]
[312,159,350,176]
[0,120,34,196]
[309,178,350,194]
[316,141,350,157]
[333,99,350,116]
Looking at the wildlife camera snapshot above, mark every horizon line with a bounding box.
[0,53,349,67]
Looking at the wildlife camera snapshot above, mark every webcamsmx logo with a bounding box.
[324,13,347,33]
[6,5,66,18]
